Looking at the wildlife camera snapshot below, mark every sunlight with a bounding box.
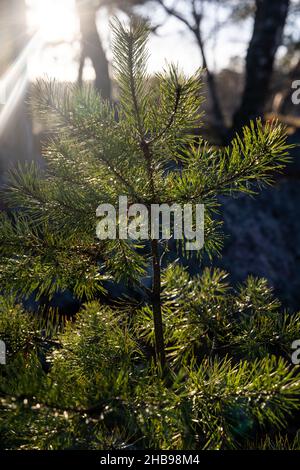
[0,32,42,137]
[26,0,78,43]
[26,0,81,82]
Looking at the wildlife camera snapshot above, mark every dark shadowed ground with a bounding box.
[218,130,300,310]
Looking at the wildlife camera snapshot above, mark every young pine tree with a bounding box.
[1,20,300,450]
[0,18,294,376]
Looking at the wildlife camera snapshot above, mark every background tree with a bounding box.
[153,0,227,139]
[133,0,293,135]
[75,0,149,100]
[232,0,290,130]
[76,0,111,100]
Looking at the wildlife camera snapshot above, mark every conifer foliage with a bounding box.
[0,19,299,450]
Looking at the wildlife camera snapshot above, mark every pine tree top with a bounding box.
[0,18,293,301]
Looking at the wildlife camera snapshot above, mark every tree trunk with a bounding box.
[195,32,227,142]
[232,0,290,131]
[76,1,111,100]
[151,239,166,373]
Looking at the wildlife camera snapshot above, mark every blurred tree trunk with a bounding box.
[76,0,111,100]
[0,0,33,179]
[193,28,227,141]
[232,0,290,131]
[155,0,227,141]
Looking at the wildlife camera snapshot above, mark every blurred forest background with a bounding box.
[0,0,300,310]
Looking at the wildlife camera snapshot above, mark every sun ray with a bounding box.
[0,31,43,137]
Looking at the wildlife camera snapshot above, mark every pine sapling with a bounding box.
[0,19,293,374]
